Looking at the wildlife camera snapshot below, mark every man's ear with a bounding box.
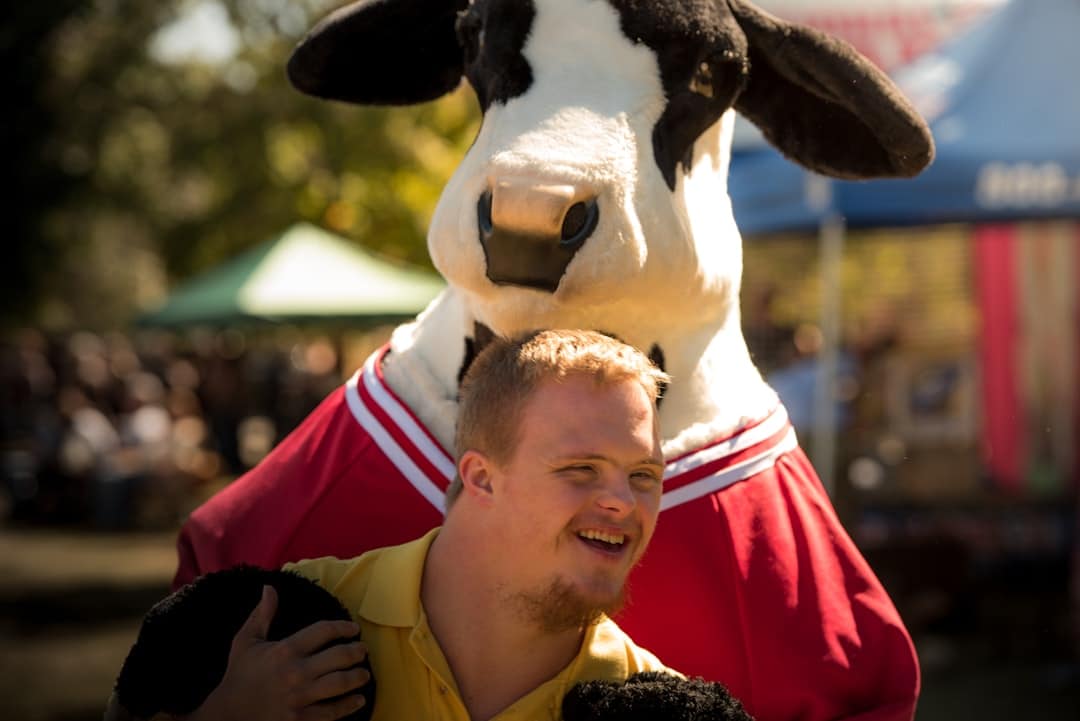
[457,450,496,502]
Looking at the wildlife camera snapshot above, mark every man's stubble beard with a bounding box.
[507,576,629,634]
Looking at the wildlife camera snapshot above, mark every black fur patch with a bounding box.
[607,0,750,189]
[458,321,498,385]
[647,343,668,406]
[457,0,536,111]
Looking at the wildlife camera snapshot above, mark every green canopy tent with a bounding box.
[137,223,445,328]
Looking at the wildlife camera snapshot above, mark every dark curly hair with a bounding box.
[563,671,753,721]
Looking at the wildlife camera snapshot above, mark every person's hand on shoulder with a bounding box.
[190,585,369,721]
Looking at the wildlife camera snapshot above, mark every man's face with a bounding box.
[486,374,663,630]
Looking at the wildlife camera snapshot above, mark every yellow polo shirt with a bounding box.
[286,529,676,721]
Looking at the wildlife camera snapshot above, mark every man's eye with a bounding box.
[631,470,662,487]
[559,465,595,479]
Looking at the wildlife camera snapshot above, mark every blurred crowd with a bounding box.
[0,327,349,530]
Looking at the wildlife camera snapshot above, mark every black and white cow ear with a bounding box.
[728,0,934,179]
[288,0,469,106]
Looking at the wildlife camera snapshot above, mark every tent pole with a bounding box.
[812,212,845,497]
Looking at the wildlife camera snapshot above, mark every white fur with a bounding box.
[388,0,777,458]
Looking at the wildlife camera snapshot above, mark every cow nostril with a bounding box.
[560,199,599,248]
[562,202,588,238]
[477,190,494,234]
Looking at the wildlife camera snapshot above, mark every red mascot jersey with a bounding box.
[175,347,918,721]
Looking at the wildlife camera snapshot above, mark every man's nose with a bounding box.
[595,473,636,515]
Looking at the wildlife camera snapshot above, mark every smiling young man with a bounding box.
[188,329,676,721]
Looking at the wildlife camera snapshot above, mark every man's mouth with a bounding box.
[577,529,627,554]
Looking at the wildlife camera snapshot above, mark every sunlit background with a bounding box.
[2,0,1077,719]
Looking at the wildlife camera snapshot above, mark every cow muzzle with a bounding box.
[478,177,599,293]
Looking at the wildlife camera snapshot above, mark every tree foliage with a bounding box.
[8,0,480,330]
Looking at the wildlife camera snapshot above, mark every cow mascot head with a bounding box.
[287,0,931,455]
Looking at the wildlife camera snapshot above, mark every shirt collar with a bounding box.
[562,618,631,682]
[358,527,440,627]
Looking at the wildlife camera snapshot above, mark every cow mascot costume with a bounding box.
[175,1,934,719]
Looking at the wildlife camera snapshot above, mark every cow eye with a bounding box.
[688,50,743,100]
[689,61,714,98]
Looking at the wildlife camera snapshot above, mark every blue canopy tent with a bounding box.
[727,0,1080,490]
[730,0,1080,235]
